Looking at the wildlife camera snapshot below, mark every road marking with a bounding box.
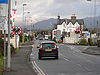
[84,66,91,72]
[63,58,70,61]
[59,53,70,61]
[77,64,81,67]
[77,64,92,72]
[32,61,45,75]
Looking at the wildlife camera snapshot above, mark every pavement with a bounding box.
[82,46,100,55]
[64,45,100,56]
[3,42,36,75]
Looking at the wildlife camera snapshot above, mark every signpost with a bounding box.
[0,0,8,71]
[56,30,61,42]
[0,16,6,30]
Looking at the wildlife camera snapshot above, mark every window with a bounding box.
[42,43,55,49]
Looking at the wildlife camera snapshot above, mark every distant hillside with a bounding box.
[22,16,100,30]
[34,18,57,30]
[84,16,100,28]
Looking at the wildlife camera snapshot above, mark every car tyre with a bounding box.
[55,54,58,59]
[38,54,42,60]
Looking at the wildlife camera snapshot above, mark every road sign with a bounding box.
[11,27,22,34]
[0,3,8,16]
[56,30,61,37]
[0,0,8,4]
[0,3,8,31]
[0,16,6,30]
[56,30,61,42]
[86,33,90,38]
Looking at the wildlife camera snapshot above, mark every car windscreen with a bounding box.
[42,43,55,49]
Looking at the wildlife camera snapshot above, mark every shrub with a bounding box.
[19,35,22,42]
[79,38,88,46]
[88,38,94,46]
[0,38,15,56]
[24,36,27,42]
[0,39,4,56]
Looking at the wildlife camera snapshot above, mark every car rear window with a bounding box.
[42,43,55,49]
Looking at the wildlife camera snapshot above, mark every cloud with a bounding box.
[84,0,100,4]
[11,0,100,25]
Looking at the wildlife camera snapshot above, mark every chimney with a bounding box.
[71,14,76,19]
[57,13,60,25]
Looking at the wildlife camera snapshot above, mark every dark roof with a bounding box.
[58,19,84,25]
[59,19,65,25]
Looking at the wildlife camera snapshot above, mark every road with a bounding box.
[30,40,100,75]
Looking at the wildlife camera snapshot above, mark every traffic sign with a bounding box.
[11,27,22,34]
[0,0,8,4]
[0,16,6,30]
[56,30,61,37]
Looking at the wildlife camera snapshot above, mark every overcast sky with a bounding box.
[11,0,100,24]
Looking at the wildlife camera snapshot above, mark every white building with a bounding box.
[53,14,85,43]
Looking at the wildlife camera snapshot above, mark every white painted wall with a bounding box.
[57,21,81,34]
[57,22,66,34]
[10,35,19,48]
[66,22,80,32]
[63,32,80,43]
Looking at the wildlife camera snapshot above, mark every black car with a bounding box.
[37,41,59,59]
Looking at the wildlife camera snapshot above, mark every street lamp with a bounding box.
[22,3,27,43]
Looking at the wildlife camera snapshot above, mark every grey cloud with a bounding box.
[12,0,100,23]
[54,0,80,4]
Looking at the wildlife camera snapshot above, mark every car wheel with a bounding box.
[38,54,42,60]
[55,54,58,59]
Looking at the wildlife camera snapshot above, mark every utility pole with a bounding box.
[22,4,27,43]
[97,20,99,38]
[7,0,11,71]
[3,30,6,70]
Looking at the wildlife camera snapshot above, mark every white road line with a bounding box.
[77,64,91,72]
[32,61,42,75]
[77,64,82,67]
[59,53,70,61]
[84,66,91,72]
[32,61,45,75]
[63,58,70,61]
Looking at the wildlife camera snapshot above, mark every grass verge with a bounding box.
[0,55,3,75]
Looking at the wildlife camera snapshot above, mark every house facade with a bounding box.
[52,14,85,43]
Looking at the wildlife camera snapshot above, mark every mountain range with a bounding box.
[84,16,100,28]
[22,16,100,30]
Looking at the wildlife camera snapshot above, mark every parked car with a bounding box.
[37,41,59,59]
[39,37,43,40]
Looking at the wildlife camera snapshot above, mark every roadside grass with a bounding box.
[0,54,3,75]
[56,42,63,44]
[24,41,28,44]
[19,42,23,46]
[14,48,19,53]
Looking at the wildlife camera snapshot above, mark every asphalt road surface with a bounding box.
[30,40,100,75]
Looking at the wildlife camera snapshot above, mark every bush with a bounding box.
[0,39,4,56]
[79,38,88,46]
[24,36,28,42]
[0,38,15,56]
[19,35,22,42]
[88,38,94,46]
